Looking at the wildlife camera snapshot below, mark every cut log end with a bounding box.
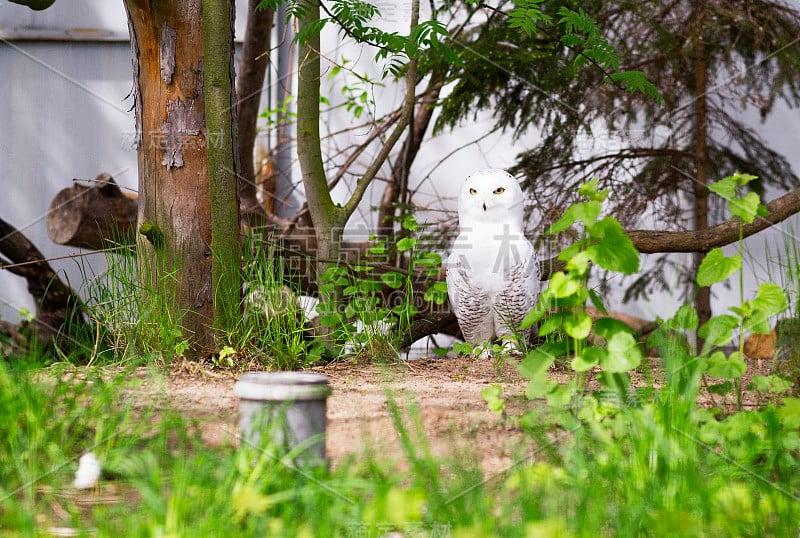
[47,173,137,250]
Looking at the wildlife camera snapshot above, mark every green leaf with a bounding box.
[423,281,448,304]
[698,314,739,348]
[565,250,590,276]
[571,347,603,372]
[401,215,419,232]
[600,331,642,373]
[667,305,699,330]
[593,317,632,339]
[396,237,417,252]
[751,282,787,317]
[707,351,747,379]
[518,347,556,380]
[368,243,386,256]
[777,398,800,429]
[708,176,738,200]
[413,251,441,267]
[748,374,792,394]
[481,384,506,414]
[547,272,581,299]
[538,312,565,336]
[547,209,576,234]
[577,177,608,202]
[380,271,404,289]
[696,248,741,287]
[520,306,546,329]
[586,217,639,274]
[564,311,592,340]
[728,191,764,224]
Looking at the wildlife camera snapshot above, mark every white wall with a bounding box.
[1,0,798,329]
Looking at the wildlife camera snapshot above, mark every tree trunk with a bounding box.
[124,0,215,355]
[692,0,711,328]
[296,0,343,331]
[204,0,243,336]
[377,80,442,239]
[236,0,274,214]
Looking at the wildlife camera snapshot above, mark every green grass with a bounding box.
[1,351,798,537]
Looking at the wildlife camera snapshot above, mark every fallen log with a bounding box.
[47,173,137,250]
[0,218,87,347]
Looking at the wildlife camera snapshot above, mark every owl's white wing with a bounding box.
[494,244,540,340]
[446,252,494,344]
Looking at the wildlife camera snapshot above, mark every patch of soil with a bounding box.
[135,355,784,474]
[152,357,537,474]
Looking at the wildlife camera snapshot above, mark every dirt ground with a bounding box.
[149,357,537,474]
[138,354,782,474]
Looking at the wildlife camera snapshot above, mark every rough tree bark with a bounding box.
[204,0,243,335]
[692,0,712,327]
[124,0,215,354]
[236,0,274,215]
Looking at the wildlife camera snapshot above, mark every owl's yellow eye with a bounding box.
[469,188,477,195]
[493,187,505,194]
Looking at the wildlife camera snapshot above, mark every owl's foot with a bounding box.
[468,343,493,359]
[500,339,524,356]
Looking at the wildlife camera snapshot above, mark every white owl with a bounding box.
[446,169,540,356]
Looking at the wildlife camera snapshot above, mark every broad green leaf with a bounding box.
[413,251,442,267]
[520,306,546,329]
[593,317,632,339]
[547,272,581,299]
[380,271,404,289]
[728,191,765,224]
[751,282,787,317]
[572,347,603,372]
[564,311,592,339]
[538,312,565,336]
[586,217,639,274]
[423,281,448,304]
[481,384,505,414]
[707,351,746,379]
[368,243,386,255]
[401,215,419,232]
[396,237,417,252]
[748,374,792,394]
[547,208,576,234]
[696,248,741,286]
[577,177,608,202]
[519,348,556,380]
[545,384,575,408]
[744,283,787,334]
[698,314,739,348]
[357,279,383,293]
[571,200,602,226]
[566,250,590,276]
[668,305,699,330]
[708,176,737,200]
[525,377,557,400]
[600,331,642,372]
[777,397,800,429]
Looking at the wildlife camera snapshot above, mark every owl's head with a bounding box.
[457,169,525,227]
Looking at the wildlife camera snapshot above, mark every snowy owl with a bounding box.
[446,169,540,356]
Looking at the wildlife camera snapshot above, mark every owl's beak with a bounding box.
[482,201,487,211]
